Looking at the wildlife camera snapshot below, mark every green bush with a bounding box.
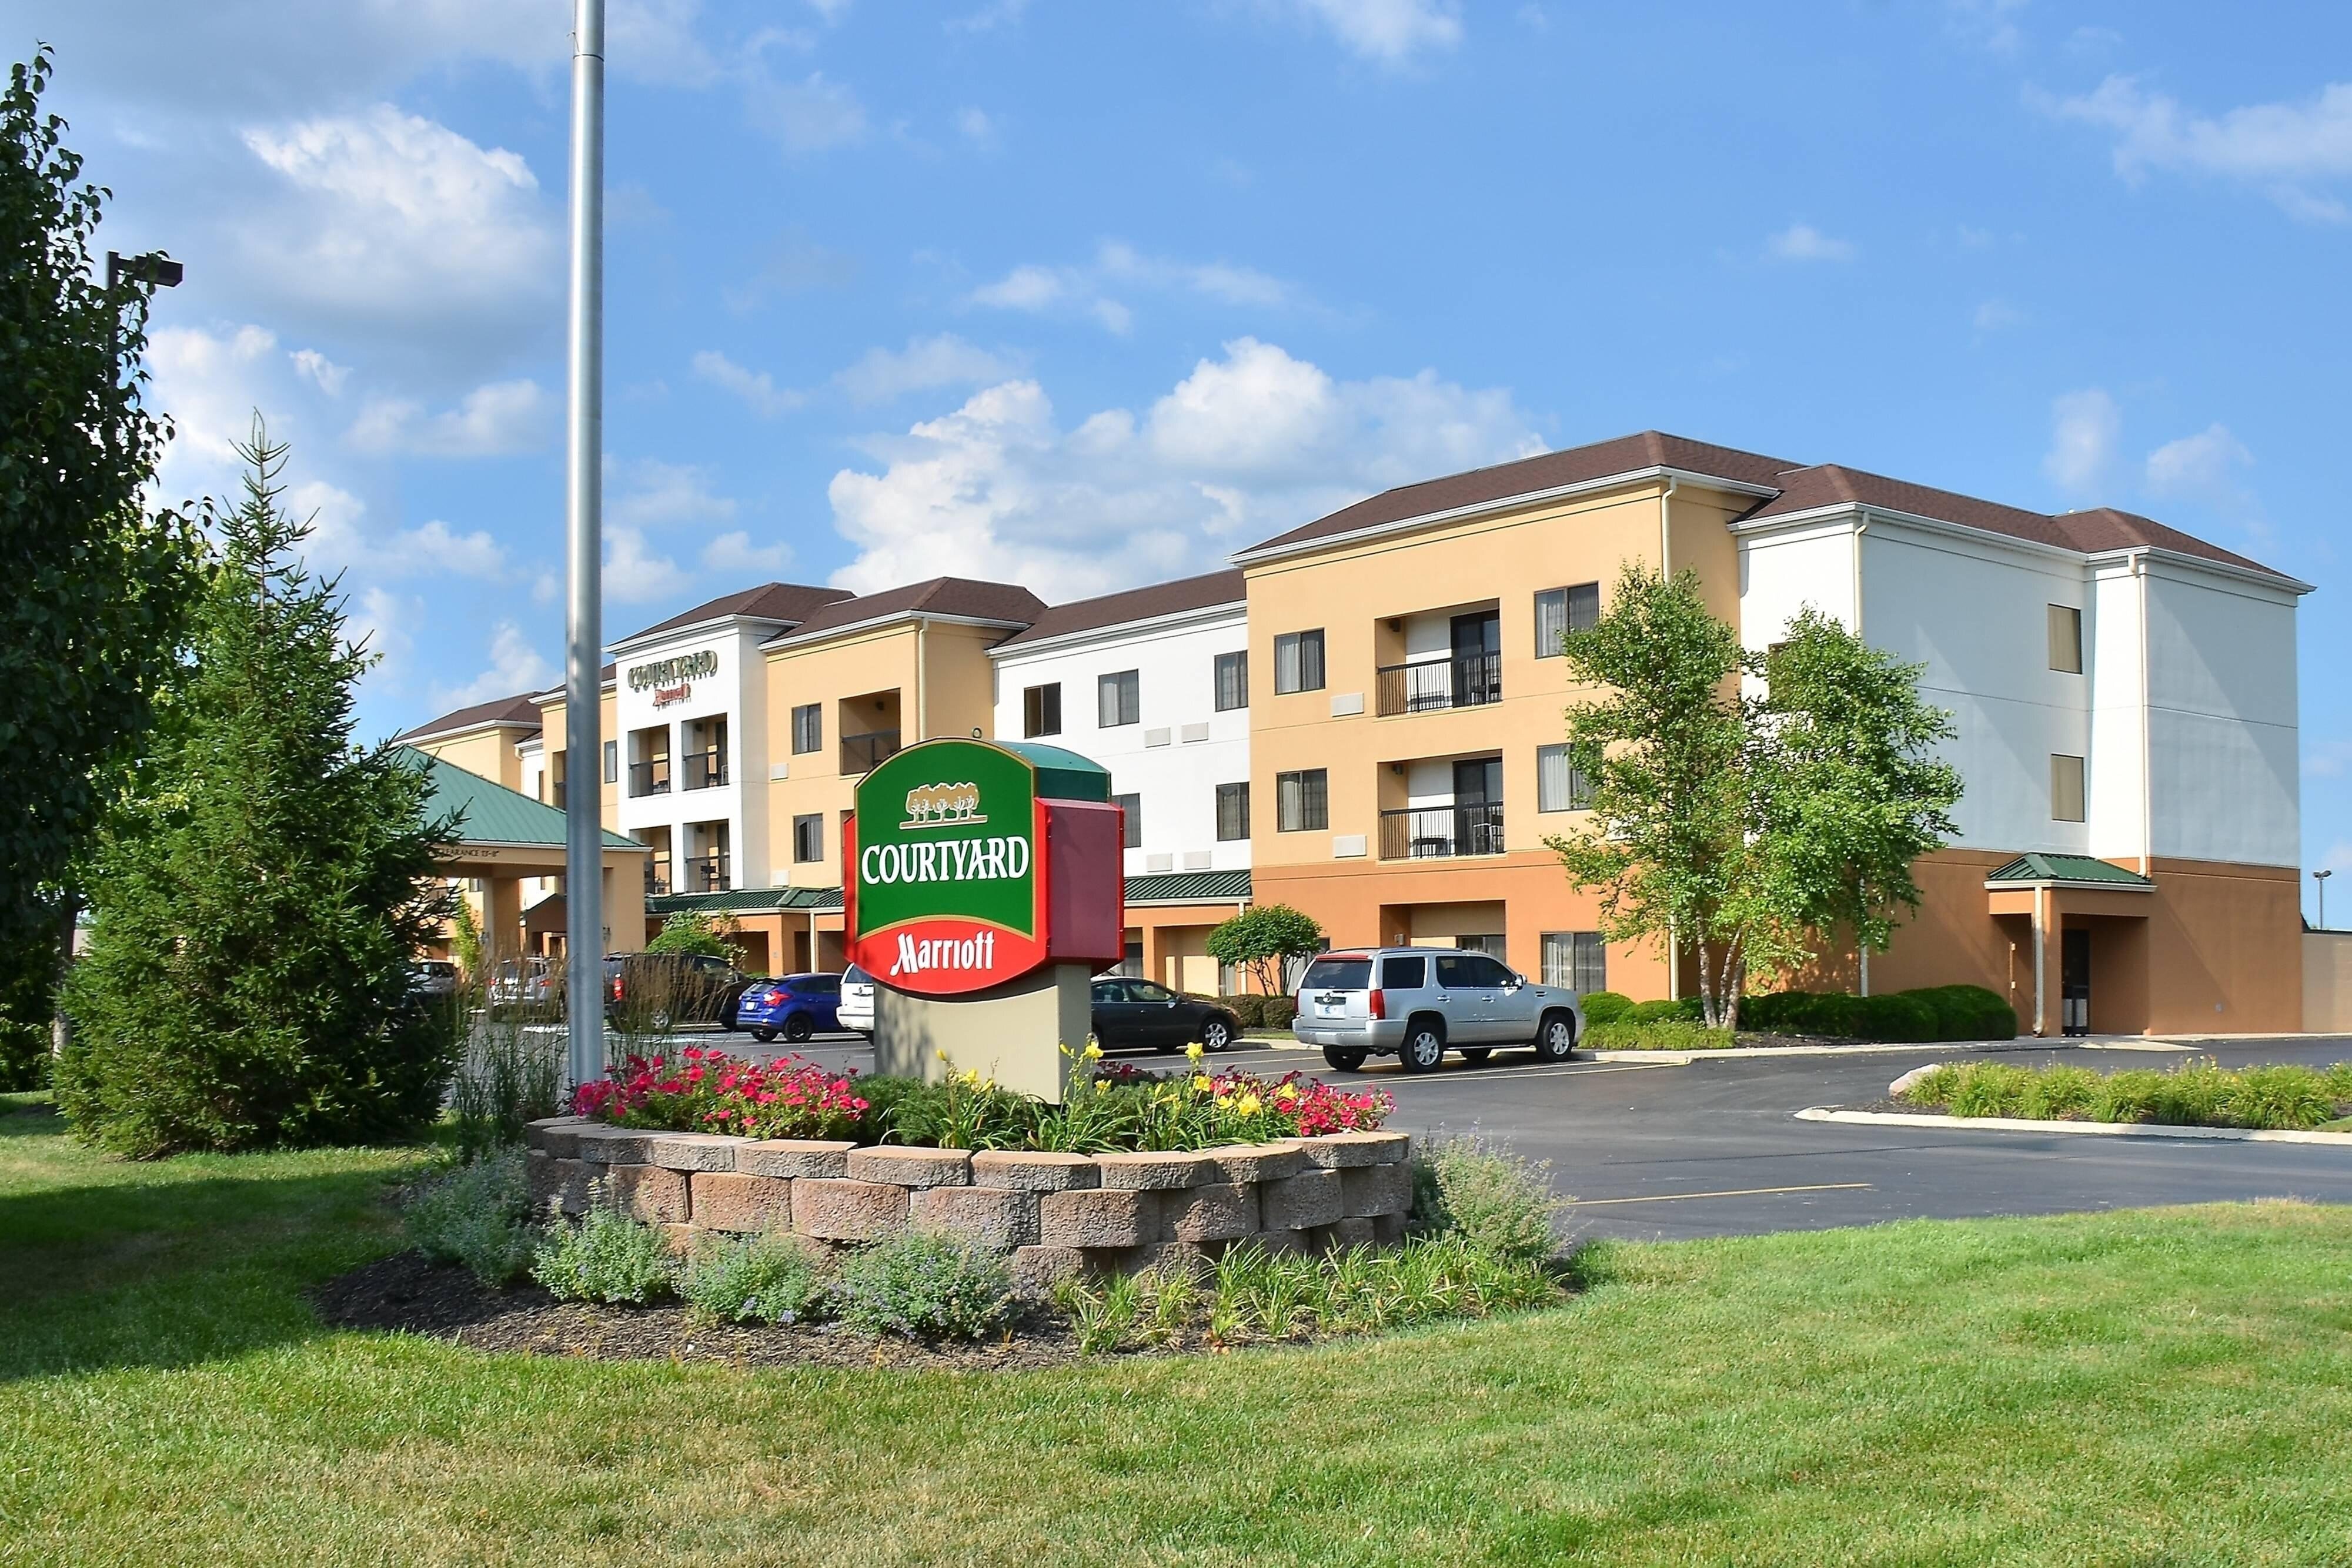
[1856,993,1939,1044]
[1224,994,1268,1029]
[1902,1058,2352,1131]
[1260,997,1298,1031]
[1743,985,2015,1042]
[1411,1136,1561,1264]
[1583,1019,1736,1051]
[1629,997,1705,1024]
[1577,990,1634,1025]
[836,1229,1016,1340]
[681,1232,829,1326]
[530,1195,679,1304]
[404,1148,542,1285]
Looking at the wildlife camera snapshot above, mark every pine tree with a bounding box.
[56,424,459,1156]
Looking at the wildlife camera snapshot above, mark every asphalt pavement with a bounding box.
[712,1029,2352,1244]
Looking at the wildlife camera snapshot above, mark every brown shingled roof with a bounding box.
[775,577,1048,643]
[994,570,1245,650]
[393,692,544,743]
[619,581,853,644]
[1239,431,1801,557]
[2051,507,2279,576]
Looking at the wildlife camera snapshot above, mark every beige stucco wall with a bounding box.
[410,724,533,793]
[538,687,622,834]
[2303,930,2352,1033]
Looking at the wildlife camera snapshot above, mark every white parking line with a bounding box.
[1564,1181,1874,1207]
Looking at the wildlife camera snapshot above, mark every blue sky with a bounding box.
[11,1,2352,915]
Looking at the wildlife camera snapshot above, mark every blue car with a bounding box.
[732,973,844,1043]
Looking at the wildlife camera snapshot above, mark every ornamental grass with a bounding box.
[1902,1057,2352,1131]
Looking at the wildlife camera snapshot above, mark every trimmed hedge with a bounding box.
[1577,991,1634,1025]
[1742,984,2016,1042]
[1219,994,1299,1032]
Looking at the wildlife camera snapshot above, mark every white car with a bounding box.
[1291,947,1582,1073]
[838,962,876,1036]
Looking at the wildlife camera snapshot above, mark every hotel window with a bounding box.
[1098,670,1140,728]
[1276,768,1328,833]
[1541,931,1608,994]
[2048,604,2083,674]
[792,813,823,864]
[1023,681,1062,738]
[2051,754,2087,823]
[1112,792,1142,848]
[1274,630,1325,694]
[1536,744,1593,811]
[603,740,619,784]
[1535,583,1601,658]
[1215,781,1251,841]
[791,702,822,754]
[1214,650,1249,712]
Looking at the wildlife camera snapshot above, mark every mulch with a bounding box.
[309,1249,1101,1372]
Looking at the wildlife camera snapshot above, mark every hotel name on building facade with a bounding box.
[396,430,2313,1036]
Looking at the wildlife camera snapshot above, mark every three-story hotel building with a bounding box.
[400,429,2311,1035]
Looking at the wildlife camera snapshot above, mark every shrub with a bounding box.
[405,1148,542,1285]
[681,1232,829,1326]
[2219,1065,2337,1131]
[2015,1065,2102,1121]
[643,909,735,960]
[1856,992,1939,1043]
[836,1229,1016,1340]
[1411,1136,1561,1264]
[530,1194,679,1304]
[1904,1058,2350,1131]
[449,1015,564,1159]
[1582,1020,1735,1052]
[1629,997,1705,1024]
[1576,990,1634,1025]
[1745,985,2015,1042]
[1260,997,1298,1031]
[1224,994,1268,1030]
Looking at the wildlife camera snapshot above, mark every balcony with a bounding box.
[841,728,901,776]
[680,851,730,892]
[551,780,566,810]
[1375,653,1502,717]
[1379,802,1505,861]
[681,749,727,790]
[629,757,671,797]
[644,856,671,898]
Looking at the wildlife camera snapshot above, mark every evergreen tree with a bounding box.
[56,425,459,1156]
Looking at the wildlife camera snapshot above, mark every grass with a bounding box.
[8,1096,2352,1564]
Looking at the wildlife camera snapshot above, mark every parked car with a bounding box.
[1090,977,1241,1053]
[489,956,557,1013]
[733,973,844,1043]
[409,958,460,1001]
[1289,947,1581,1073]
[603,952,751,1032]
[838,963,876,1036]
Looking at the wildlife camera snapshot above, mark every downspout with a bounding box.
[2136,553,2153,875]
[2033,884,2048,1037]
[1855,513,1870,997]
[1660,474,1679,1000]
[916,617,929,741]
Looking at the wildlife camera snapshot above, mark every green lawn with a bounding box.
[7,1095,2352,1566]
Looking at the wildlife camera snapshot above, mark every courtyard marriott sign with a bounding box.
[844,738,1124,997]
[626,648,718,708]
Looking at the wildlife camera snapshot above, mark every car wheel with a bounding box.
[749,1026,777,1043]
[1399,1019,1446,1074]
[784,1014,816,1044]
[1322,1046,1368,1072]
[1458,1048,1492,1065]
[1200,1016,1234,1053]
[1532,1010,1576,1063]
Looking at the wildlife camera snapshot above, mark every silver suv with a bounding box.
[1291,947,1582,1073]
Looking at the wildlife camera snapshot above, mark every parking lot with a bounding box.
[674,1029,2352,1243]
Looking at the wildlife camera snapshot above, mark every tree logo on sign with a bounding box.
[900,781,986,829]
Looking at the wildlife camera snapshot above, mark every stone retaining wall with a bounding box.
[522,1118,1414,1298]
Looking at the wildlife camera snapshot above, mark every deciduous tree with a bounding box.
[1205,904,1325,997]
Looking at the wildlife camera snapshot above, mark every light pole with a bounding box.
[2317,868,2334,931]
[563,0,607,1094]
[106,250,183,290]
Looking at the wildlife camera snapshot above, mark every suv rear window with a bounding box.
[1299,958,1372,992]
[1379,955,1426,989]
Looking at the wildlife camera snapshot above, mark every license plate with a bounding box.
[1318,1001,1344,1016]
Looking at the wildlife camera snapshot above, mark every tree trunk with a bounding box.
[49,891,79,1056]
[1694,937,1718,1028]
[1719,935,1745,1033]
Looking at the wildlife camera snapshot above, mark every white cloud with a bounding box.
[948,0,1031,31]
[970,263,1066,312]
[290,348,351,396]
[609,457,740,530]
[743,69,868,153]
[2044,388,2122,494]
[1291,0,1464,65]
[1764,222,1857,262]
[837,335,1020,404]
[2043,75,2352,222]
[2144,423,2254,506]
[146,324,282,469]
[430,622,557,708]
[1973,299,2026,332]
[701,531,794,575]
[825,337,1542,600]
[346,586,416,679]
[295,480,510,581]
[965,242,1303,333]
[1943,0,2027,55]
[806,0,856,20]
[346,379,550,457]
[691,350,806,417]
[604,525,695,603]
[956,108,998,147]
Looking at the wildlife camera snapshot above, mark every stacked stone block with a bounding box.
[523,1120,1414,1298]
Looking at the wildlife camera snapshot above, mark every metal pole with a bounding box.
[563,0,606,1092]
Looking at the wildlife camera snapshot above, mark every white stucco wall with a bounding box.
[2143,566,2300,867]
[990,606,1251,877]
[612,623,773,890]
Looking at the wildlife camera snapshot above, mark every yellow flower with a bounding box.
[1215,1095,1233,1110]
[1185,1042,1205,1062]
[1083,1042,1104,1061]
[934,1048,951,1062]
[1236,1092,1262,1116]
[1275,1082,1298,1102]
[1193,1075,1214,1094]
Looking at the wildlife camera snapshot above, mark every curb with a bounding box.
[1585,1038,2176,1064]
[1795,1105,2352,1146]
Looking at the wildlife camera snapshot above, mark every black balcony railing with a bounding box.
[680,851,730,892]
[1379,802,1505,861]
[629,757,671,797]
[551,780,566,810]
[682,749,727,790]
[841,728,901,775]
[644,857,671,898]
[1375,653,1502,716]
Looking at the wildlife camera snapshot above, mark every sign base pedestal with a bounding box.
[872,962,1091,1104]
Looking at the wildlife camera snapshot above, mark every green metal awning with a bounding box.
[647,885,844,917]
[1124,870,1252,905]
[1984,853,2154,891]
[405,746,641,851]
[997,740,1112,803]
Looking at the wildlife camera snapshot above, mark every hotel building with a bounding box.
[400,429,2311,1035]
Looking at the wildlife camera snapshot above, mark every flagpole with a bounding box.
[563,0,607,1093]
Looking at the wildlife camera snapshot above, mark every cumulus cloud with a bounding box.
[2044,388,2122,494]
[825,337,1542,601]
[346,586,416,678]
[2042,75,2352,222]
[295,480,511,581]
[965,242,1302,334]
[605,525,696,603]
[956,108,998,147]
[430,622,558,708]
[691,350,806,417]
[609,457,740,530]
[1973,299,2026,332]
[146,324,283,470]
[702,530,794,575]
[290,348,352,396]
[2144,423,2254,507]
[1289,0,1464,65]
[836,335,1020,404]
[346,379,550,456]
[743,69,867,153]
[1765,222,1857,262]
